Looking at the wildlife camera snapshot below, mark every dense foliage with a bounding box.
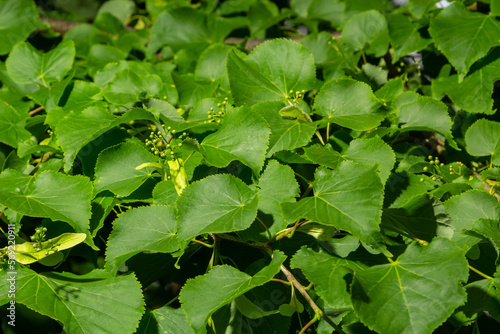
[1,0,500,333]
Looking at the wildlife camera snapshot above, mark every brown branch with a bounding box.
[39,17,341,50]
[29,106,44,116]
[280,264,346,334]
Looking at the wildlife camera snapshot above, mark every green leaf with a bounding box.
[471,219,500,253]
[291,0,345,28]
[105,205,179,275]
[456,278,500,322]
[15,233,86,265]
[397,96,457,149]
[352,238,468,334]
[0,268,144,333]
[429,2,500,76]
[291,247,361,308]
[176,174,259,247]
[179,250,286,334]
[94,140,159,197]
[56,106,114,172]
[408,0,439,18]
[303,143,344,169]
[388,13,431,62]
[153,180,179,206]
[375,77,404,103]
[0,170,94,248]
[301,31,338,64]
[102,68,162,105]
[227,39,316,106]
[431,52,500,114]
[342,10,389,57]
[6,40,75,86]
[247,1,287,37]
[97,0,135,23]
[172,73,218,108]
[55,107,154,172]
[256,160,300,237]
[314,78,384,131]
[0,0,42,55]
[148,7,244,56]
[0,100,32,149]
[62,80,101,113]
[493,0,500,16]
[200,106,270,174]
[465,119,500,165]
[234,294,279,319]
[195,44,233,82]
[137,307,194,334]
[304,137,394,184]
[281,161,385,250]
[444,190,500,250]
[253,101,317,156]
[343,136,395,184]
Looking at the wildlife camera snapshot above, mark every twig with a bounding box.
[29,106,44,116]
[280,264,346,334]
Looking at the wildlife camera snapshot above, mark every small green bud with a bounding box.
[423,167,428,171]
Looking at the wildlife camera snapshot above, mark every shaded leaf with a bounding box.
[0,0,42,55]
[179,251,286,334]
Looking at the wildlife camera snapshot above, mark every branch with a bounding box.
[39,17,340,50]
[280,264,346,334]
[29,106,44,116]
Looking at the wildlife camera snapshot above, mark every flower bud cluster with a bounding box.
[30,227,47,252]
[286,89,306,103]
[204,97,229,124]
[145,124,188,160]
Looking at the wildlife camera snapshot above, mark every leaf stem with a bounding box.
[280,264,345,334]
[294,172,311,184]
[468,265,493,280]
[256,216,272,239]
[326,122,330,140]
[298,317,316,334]
[361,52,367,65]
[271,278,291,285]
[315,131,326,146]
[191,238,214,248]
